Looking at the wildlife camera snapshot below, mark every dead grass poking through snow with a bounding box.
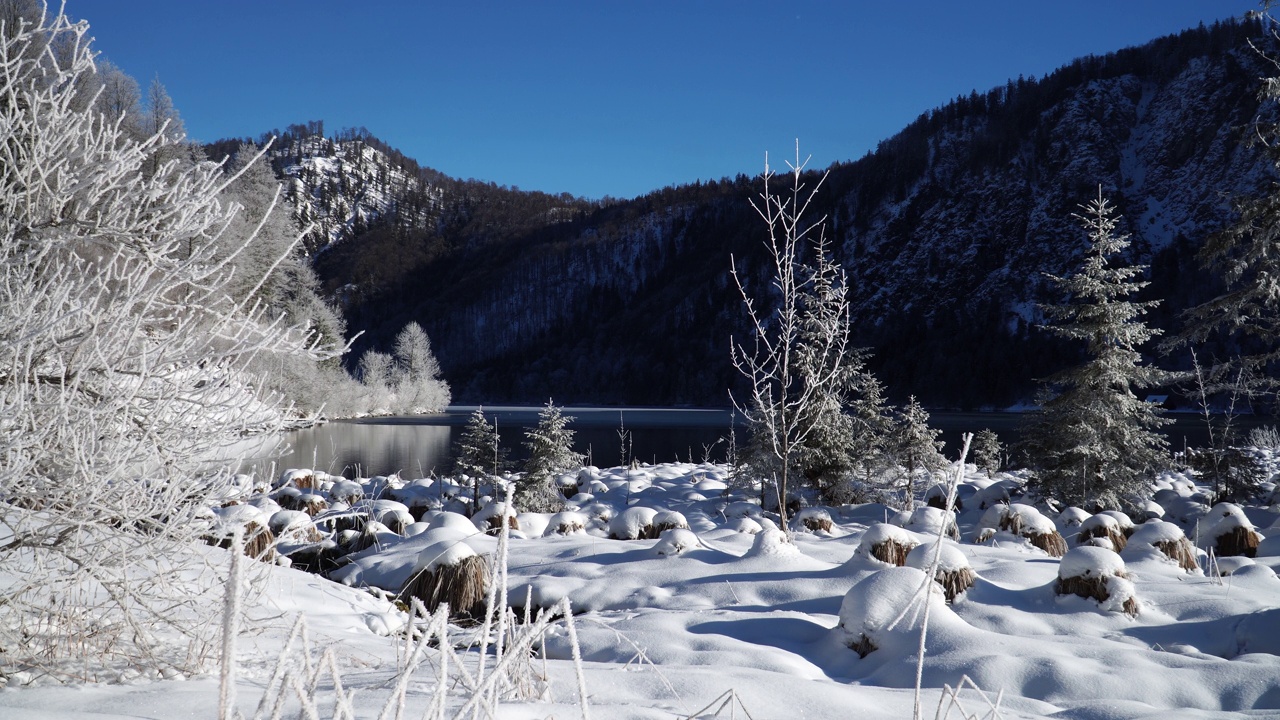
[1056,573,1138,618]
[1155,537,1200,571]
[935,566,978,603]
[398,554,491,620]
[1214,526,1261,558]
[871,539,916,566]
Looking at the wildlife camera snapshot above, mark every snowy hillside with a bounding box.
[259,18,1280,408]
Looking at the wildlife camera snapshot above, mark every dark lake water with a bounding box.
[251,406,1275,480]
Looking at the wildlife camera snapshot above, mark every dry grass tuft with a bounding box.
[243,521,277,562]
[1078,525,1128,551]
[935,567,977,603]
[485,514,519,534]
[653,519,689,534]
[1155,537,1199,572]
[290,472,317,491]
[300,495,328,517]
[870,539,916,567]
[398,554,490,620]
[1214,526,1261,558]
[848,633,877,658]
[1056,573,1137,617]
[1028,531,1068,557]
[802,516,834,533]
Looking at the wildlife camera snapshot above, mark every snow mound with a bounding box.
[744,524,801,559]
[652,528,703,556]
[837,566,953,655]
[609,506,657,540]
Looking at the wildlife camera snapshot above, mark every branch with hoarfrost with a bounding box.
[730,141,853,528]
[0,8,343,680]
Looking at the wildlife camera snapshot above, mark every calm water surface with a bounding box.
[255,406,1271,479]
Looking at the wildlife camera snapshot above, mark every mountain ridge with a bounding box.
[209,16,1279,410]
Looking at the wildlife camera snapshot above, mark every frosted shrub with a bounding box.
[0,8,342,678]
[1248,425,1280,450]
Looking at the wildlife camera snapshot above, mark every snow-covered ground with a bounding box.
[3,461,1279,719]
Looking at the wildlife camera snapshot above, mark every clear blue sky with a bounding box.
[80,1,1259,200]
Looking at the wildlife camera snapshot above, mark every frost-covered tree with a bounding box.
[391,321,450,412]
[454,407,508,512]
[887,397,947,509]
[212,142,353,414]
[971,428,1004,478]
[1021,190,1170,508]
[0,9,339,678]
[519,401,582,512]
[731,144,855,525]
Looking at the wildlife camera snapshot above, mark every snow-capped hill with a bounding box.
[273,133,444,252]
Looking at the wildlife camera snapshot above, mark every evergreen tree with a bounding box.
[1021,190,1170,509]
[454,407,507,514]
[971,428,1004,478]
[888,396,946,509]
[519,401,583,512]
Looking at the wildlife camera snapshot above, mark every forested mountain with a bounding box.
[212,17,1280,409]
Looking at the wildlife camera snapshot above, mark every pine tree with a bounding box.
[1021,190,1170,509]
[519,401,583,512]
[888,396,946,509]
[454,407,508,513]
[971,428,1004,477]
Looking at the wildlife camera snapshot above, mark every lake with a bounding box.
[252,406,1274,480]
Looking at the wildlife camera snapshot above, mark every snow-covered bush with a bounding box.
[0,9,343,678]
[652,528,704,556]
[397,534,489,619]
[473,501,519,534]
[544,511,588,536]
[1077,513,1128,551]
[899,505,960,541]
[1056,546,1139,617]
[793,507,834,533]
[1124,520,1200,573]
[653,510,690,534]
[1202,505,1263,558]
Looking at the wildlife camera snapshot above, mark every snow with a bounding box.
[906,538,973,574]
[1059,545,1128,579]
[5,460,1280,719]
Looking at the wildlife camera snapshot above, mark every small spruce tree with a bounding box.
[888,396,947,510]
[971,428,1004,478]
[454,407,508,513]
[1020,190,1170,509]
[519,401,583,512]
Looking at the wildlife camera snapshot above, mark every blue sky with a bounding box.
[82,1,1258,200]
